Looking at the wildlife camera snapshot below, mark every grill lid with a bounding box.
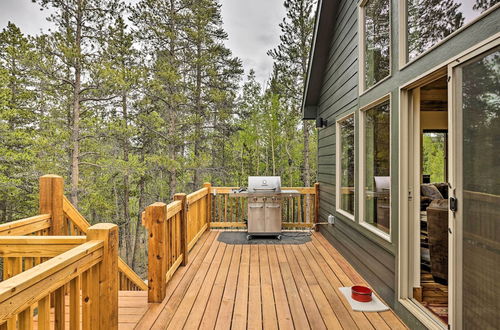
[248,176,281,193]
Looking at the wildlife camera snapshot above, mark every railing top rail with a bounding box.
[0,214,51,235]
[0,236,86,244]
[63,195,91,232]
[167,200,182,218]
[0,240,103,320]
[187,187,209,204]
[0,236,87,257]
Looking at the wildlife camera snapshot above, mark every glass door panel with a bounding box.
[459,48,500,329]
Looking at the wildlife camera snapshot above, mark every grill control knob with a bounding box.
[263,197,267,201]
[253,197,258,202]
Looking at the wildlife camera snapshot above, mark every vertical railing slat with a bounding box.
[38,295,50,330]
[54,286,65,330]
[70,276,81,330]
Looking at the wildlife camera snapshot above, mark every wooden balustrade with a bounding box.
[142,201,185,303]
[61,195,147,291]
[186,183,211,250]
[142,185,211,302]
[141,182,318,303]
[0,223,119,330]
[0,175,147,292]
[0,175,146,291]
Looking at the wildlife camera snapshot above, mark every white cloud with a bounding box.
[219,0,285,85]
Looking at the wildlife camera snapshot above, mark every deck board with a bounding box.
[135,231,407,329]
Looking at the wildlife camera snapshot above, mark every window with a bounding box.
[422,130,447,183]
[407,0,500,61]
[336,115,355,218]
[360,99,390,237]
[361,0,391,91]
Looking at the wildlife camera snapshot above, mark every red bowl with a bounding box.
[351,285,372,302]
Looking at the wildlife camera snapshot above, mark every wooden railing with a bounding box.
[187,183,211,249]
[0,223,119,330]
[62,195,146,291]
[142,187,211,302]
[0,175,147,291]
[142,182,318,303]
[0,214,51,236]
[209,184,320,229]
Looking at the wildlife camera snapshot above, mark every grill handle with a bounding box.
[266,205,280,208]
[249,205,264,209]
[252,187,277,191]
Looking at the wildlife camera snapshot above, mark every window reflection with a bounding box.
[339,116,355,216]
[407,0,499,61]
[364,0,390,89]
[363,101,390,233]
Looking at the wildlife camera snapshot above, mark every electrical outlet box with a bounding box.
[328,214,335,224]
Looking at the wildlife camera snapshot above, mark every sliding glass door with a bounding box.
[452,46,500,329]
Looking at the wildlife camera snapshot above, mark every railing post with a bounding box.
[39,175,65,235]
[314,183,320,231]
[87,223,118,330]
[203,183,212,226]
[174,193,188,266]
[143,203,167,303]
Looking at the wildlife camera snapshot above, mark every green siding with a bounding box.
[315,0,499,327]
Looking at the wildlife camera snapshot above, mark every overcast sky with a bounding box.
[0,0,285,85]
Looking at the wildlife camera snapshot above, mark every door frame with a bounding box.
[398,33,500,330]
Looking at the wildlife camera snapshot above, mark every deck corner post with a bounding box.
[39,174,65,235]
[143,203,167,303]
[174,193,188,266]
[87,223,119,330]
[203,182,212,226]
[314,182,320,231]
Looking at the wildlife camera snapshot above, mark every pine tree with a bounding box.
[268,0,317,187]
[35,0,123,206]
[183,0,243,188]
[99,13,142,265]
[131,0,191,198]
[0,23,38,221]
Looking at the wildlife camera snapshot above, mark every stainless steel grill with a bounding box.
[230,176,299,240]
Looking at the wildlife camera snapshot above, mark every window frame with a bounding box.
[359,94,392,241]
[399,1,500,69]
[336,113,356,221]
[358,0,392,94]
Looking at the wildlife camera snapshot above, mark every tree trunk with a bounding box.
[122,93,132,264]
[131,171,145,271]
[192,41,202,191]
[70,2,83,207]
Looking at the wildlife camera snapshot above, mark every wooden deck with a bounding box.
[134,231,407,329]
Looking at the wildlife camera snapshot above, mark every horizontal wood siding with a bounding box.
[319,224,395,305]
[312,0,499,327]
[316,0,397,308]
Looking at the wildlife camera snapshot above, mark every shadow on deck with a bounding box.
[133,231,407,329]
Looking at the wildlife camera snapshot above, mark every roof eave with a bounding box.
[301,0,339,120]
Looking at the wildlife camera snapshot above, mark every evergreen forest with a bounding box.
[0,0,317,275]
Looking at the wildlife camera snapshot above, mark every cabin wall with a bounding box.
[316,0,399,312]
[315,0,499,327]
